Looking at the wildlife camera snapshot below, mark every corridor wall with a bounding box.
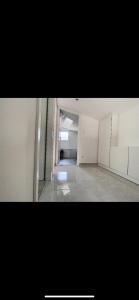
[0,98,37,202]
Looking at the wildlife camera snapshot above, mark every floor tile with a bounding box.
[39,165,139,202]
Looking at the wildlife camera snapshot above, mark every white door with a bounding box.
[98,116,111,167]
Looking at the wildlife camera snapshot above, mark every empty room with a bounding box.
[0,98,139,202]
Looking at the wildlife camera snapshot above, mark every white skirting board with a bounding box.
[98,163,139,185]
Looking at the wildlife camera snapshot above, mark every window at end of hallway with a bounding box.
[59,131,69,141]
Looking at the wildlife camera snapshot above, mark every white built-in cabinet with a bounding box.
[111,114,119,147]
[98,115,111,167]
[98,114,139,184]
[128,147,139,181]
[110,147,128,175]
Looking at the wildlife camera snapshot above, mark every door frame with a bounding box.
[33,98,42,202]
[44,99,48,180]
[55,106,80,166]
[33,98,48,202]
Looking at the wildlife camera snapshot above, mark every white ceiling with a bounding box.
[57,98,139,120]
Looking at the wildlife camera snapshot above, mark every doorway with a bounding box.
[34,98,57,202]
[57,109,79,166]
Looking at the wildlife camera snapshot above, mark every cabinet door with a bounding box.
[98,116,111,167]
[111,114,119,146]
[110,147,128,174]
[128,147,139,180]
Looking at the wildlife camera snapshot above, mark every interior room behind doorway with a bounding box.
[58,109,79,166]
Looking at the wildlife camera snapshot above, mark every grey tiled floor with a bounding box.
[39,165,139,202]
[58,159,77,166]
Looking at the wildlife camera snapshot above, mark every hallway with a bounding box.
[39,165,139,202]
[1,98,139,202]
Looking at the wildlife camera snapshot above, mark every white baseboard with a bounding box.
[98,163,139,185]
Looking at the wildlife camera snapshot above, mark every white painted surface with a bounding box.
[53,99,57,171]
[110,147,128,174]
[98,116,111,167]
[78,114,98,163]
[60,130,77,150]
[39,99,47,180]
[58,98,139,120]
[55,104,60,165]
[119,103,139,146]
[98,107,139,185]
[33,99,42,202]
[111,113,119,146]
[45,98,57,180]
[128,147,139,180]
[0,98,37,202]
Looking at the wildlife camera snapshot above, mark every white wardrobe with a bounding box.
[98,115,111,167]
[98,114,139,184]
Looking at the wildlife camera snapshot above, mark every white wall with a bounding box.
[118,104,139,146]
[60,130,77,150]
[78,114,99,163]
[0,98,37,202]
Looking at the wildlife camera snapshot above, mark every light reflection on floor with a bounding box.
[62,189,70,196]
[57,172,68,181]
[39,165,139,202]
